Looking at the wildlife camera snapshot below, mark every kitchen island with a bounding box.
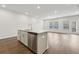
[17,30,47,54]
[17,29,79,54]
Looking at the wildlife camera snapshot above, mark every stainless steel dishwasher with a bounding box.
[28,32,37,53]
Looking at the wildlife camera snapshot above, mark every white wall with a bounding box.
[1,7,79,39]
[16,14,29,30]
[0,8,29,39]
[28,18,43,32]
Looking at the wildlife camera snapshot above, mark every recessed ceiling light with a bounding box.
[1,4,6,8]
[37,6,40,9]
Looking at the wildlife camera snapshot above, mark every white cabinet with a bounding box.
[17,30,21,41]
[27,32,47,54]
[17,30,47,54]
[37,32,47,54]
[17,30,28,46]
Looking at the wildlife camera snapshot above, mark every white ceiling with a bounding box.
[0,4,79,19]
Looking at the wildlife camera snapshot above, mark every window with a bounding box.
[49,22,53,29]
[72,21,76,32]
[54,21,59,29]
[63,20,69,30]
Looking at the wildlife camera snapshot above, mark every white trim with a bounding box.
[0,35,17,40]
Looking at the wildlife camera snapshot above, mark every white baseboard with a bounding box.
[0,35,17,40]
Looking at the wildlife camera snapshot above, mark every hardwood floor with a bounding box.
[1,33,79,54]
[0,37,48,54]
[0,37,33,54]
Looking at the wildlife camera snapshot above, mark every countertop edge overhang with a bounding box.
[18,29,79,35]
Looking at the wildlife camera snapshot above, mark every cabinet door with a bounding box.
[37,33,47,54]
[20,31,25,43]
[20,31,28,46]
[23,32,28,46]
[17,30,21,40]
